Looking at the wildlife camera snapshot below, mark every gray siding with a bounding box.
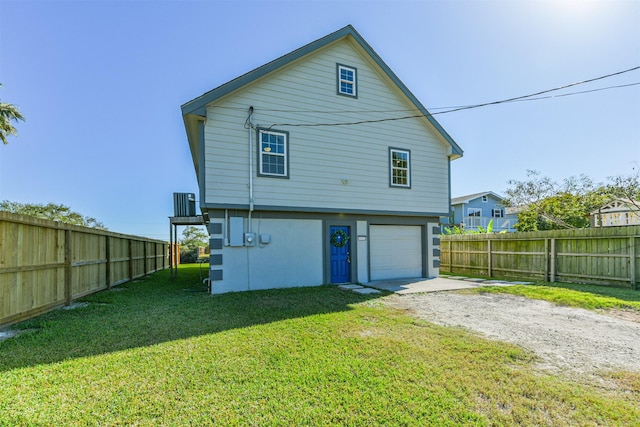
[203,39,450,215]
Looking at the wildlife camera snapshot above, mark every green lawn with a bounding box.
[471,281,640,311]
[1,265,638,426]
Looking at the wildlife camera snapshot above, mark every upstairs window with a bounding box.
[492,208,504,218]
[258,129,288,178]
[482,195,488,202]
[337,64,357,97]
[390,148,410,188]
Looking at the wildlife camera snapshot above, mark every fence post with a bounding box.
[630,236,636,290]
[143,241,148,276]
[550,238,557,283]
[105,236,111,290]
[544,238,549,282]
[163,243,166,269]
[487,239,493,277]
[64,229,72,306]
[448,240,453,273]
[128,239,134,281]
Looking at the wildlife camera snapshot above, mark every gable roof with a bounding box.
[451,191,504,205]
[591,198,639,214]
[181,25,463,159]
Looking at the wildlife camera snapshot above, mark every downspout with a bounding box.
[247,106,254,291]
[224,209,229,246]
[248,106,254,232]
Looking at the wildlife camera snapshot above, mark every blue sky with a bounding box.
[1,0,638,240]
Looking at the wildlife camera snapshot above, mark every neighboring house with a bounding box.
[181,25,463,294]
[591,199,640,227]
[449,191,517,232]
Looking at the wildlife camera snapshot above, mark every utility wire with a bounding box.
[510,82,640,102]
[261,66,639,129]
[428,66,640,115]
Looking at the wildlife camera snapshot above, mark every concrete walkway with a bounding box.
[340,276,530,295]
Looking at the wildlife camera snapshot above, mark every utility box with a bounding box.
[244,232,256,247]
[229,217,244,247]
[173,193,196,217]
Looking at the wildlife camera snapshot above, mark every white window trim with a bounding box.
[389,148,410,188]
[468,208,482,217]
[482,195,488,202]
[492,208,504,218]
[257,128,289,178]
[337,64,357,97]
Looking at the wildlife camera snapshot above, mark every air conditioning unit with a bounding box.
[173,193,196,217]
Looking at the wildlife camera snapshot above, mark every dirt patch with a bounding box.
[383,292,640,377]
[0,328,38,342]
[605,308,640,323]
[62,302,89,310]
[0,330,19,342]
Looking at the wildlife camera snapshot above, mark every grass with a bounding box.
[470,281,640,312]
[0,265,638,426]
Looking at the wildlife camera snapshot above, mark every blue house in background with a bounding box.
[450,191,517,232]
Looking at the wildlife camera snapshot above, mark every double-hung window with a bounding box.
[390,148,410,188]
[492,208,504,218]
[258,128,288,178]
[468,208,482,217]
[337,64,357,97]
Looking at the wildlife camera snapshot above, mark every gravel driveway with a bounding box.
[384,292,640,376]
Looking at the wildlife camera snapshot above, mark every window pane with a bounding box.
[340,82,353,94]
[261,133,285,155]
[261,153,285,175]
[341,69,353,82]
[393,169,407,185]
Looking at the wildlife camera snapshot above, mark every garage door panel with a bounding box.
[370,225,422,280]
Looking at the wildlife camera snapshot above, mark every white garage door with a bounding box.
[370,225,423,281]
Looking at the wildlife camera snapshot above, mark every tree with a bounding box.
[605,166,640,211]
[180,226,208,263]
[503,170,609,231]
[0,84,25,145]
[0,201,107,229]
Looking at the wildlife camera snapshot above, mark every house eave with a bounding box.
[182,113,206,181]
[200,202,449,218]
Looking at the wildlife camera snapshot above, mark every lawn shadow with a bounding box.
[0,265,386,372]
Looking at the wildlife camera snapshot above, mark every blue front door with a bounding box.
[330,226,351,283]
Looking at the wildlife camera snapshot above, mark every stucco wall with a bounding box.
[212,218,323,294]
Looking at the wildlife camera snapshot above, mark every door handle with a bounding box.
[347,252,351,264]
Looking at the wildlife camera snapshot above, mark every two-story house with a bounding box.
[450,191,517,232]
[181,25,463,293]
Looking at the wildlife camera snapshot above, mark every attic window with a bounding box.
[337,64,357,97]
[482,195,488,202]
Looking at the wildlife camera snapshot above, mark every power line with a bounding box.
[431,66,640,114]
[510,82,640,102]
[261,66,639,129]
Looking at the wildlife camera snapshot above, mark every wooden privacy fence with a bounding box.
[440,225,640,289]
[0,212,169,328]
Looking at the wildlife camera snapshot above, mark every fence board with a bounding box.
[0,212,169,328]
[441,226,640,288]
